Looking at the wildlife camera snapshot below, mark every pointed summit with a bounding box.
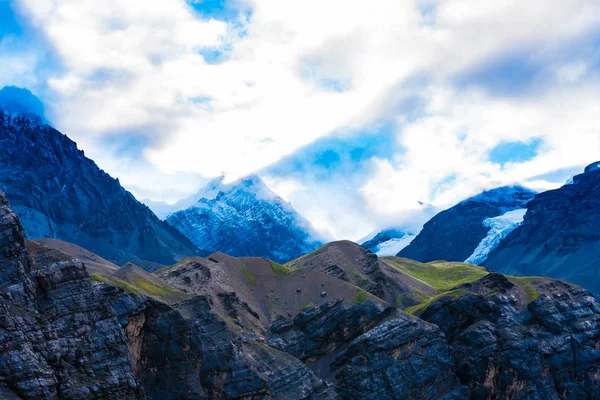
[167,174,323,262]
[0,86,45,120]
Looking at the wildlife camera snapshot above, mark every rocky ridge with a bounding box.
[1,190,599,399]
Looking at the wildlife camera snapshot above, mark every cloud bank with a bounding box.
[4,0,600,238]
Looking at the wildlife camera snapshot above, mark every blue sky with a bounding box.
[2,0,600,239]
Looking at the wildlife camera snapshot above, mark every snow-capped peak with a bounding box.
[165,173,324,262]
[194,174,280,204]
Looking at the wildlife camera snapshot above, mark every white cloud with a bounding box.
[10,0,600,239]
[363,81,600,219]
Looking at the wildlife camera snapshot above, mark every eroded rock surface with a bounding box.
[417,273,600,399]
[1,189,599,399]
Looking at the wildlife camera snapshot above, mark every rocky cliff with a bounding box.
[0,100,203,270]
[416,273,600,398]
[485,162,600,295]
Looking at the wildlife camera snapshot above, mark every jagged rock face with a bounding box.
[166,175,322,263]
[332,317,468,400]
[0,109,203,270]
[0,192,144,399]
[398,186,536,263]
[416,273,600,399]
[268,300,392,366]
[267,300,468,399]
[0,192,35,309]
[485,163,600,295]
[102,289,339,400]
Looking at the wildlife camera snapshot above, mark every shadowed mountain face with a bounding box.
[398,185,536,263]
[166,175,323,263]
[485,162,600,295]
[1,192,599,399]
[0,102,204,270]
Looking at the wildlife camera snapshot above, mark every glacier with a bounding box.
[465,208,527,265]
[373,234,416,256]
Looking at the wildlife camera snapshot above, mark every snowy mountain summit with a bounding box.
[166,175,324,262]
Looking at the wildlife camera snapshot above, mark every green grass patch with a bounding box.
[396,295,404,307]
[383,258,488,292]
[90,274,143,295]
[508,276,542,302]
[269,260,296,277]
[415,292,430,302]
[90,273,110,284]
[300,303,314,311]
[404,289,468,315]
[133,278,186,298]
[241,265,257,286]
[353,290,369,304]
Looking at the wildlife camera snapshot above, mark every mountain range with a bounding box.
[1,85,600,398]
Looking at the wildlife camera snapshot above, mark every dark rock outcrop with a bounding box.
[0,103,204,270]
[268,299,392,365]
[485,162,600,295]
[332,316,468,400]
[398,186,535,263]
[0,192,144,399]
[267,299,468,399]
[416,273,600,399]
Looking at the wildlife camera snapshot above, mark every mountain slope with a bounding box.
[1,190,599,399]
[485,161,600,295]
[397,185,536,263]
[0,88,203,270]
[286,241,436,307]
[31,238,119,275]
[166,175,323,263]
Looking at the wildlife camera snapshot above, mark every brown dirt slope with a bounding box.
[112,262,192,304]
[286,240,436,307]
[156,251,383,334]
[34,237,119,275]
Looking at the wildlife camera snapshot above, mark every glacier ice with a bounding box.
[374,234,416,256]
[465,209,527,265]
